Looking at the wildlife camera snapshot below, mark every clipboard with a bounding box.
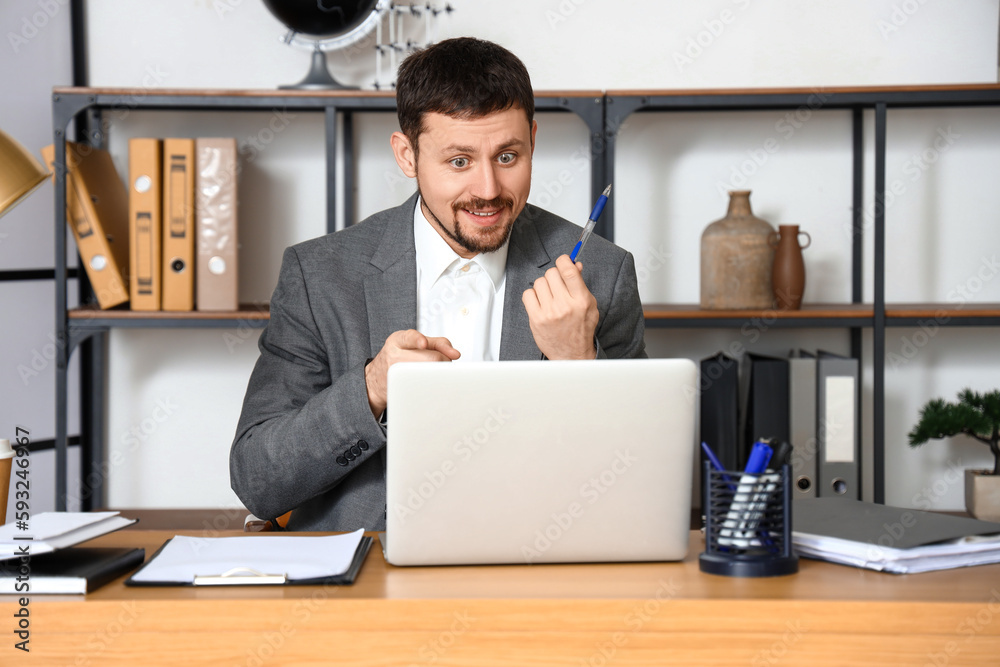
[125,531,373,587]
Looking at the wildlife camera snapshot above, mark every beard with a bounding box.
[417,181,517,255]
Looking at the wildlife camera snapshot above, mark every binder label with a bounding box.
[824,377,855,463]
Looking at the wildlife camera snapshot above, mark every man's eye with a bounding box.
[450,157,468,168]
[498,152,515,164]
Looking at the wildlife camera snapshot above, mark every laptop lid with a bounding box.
[384,358,697,566]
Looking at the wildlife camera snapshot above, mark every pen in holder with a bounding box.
[699,461,799,577]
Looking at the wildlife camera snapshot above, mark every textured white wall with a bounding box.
[74,0,1000,510]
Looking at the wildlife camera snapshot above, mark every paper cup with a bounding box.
[0,439,13,526]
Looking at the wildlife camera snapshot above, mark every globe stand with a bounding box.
[280,45,358,90]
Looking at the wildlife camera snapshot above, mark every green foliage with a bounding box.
[909,389,1000,476]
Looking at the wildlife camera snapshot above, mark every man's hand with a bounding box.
[522,254,599,360]
[365,329,460,417]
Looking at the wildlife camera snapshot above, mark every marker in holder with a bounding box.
[699,461,799,577]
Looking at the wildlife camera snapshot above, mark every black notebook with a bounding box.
[0,547,145,594]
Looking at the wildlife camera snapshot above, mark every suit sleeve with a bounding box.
[595,250,647,360]
[229,246,386,521]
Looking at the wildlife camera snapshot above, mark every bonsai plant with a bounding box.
[908,389,1000,521]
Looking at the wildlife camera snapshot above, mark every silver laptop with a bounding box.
[383,359,697,566]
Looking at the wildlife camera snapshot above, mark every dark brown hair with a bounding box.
[396,37,534,152]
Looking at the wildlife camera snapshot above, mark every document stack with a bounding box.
[793,497,1000,574]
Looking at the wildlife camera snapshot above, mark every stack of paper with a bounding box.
[793,498,1000,574]
[127,529,371,586]
[0,512,137,561]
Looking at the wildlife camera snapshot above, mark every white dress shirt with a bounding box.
[413,198,508,362]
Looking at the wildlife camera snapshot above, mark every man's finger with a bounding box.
[531,274,554,306]
[425,336,461,360]
[393,328,429,351]
[555,254,588,298]
[522,287,540,314]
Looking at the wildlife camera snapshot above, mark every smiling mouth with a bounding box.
[461,207,503,226]
[454,195,515,228]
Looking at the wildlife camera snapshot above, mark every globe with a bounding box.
[262,0,379,39]
[262,0,383,89]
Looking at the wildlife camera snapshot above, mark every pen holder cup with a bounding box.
[699,462,799,577]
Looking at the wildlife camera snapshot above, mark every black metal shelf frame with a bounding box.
[51,89,607,511]
[604,87,1000,503]
[52,86,1000,511]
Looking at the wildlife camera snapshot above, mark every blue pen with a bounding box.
[569,184,612,262]
[743,440,774,474]
[700,441,735,490]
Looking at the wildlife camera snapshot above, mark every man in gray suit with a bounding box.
[231,37,646,531]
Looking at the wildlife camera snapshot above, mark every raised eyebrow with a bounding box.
[440,138,528,157]
[494,139,528,154]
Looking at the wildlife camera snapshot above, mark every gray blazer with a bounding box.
[230,193,646,531]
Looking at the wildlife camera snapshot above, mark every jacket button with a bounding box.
[357,440,369,451]
[350,445,361,457]
[336,456,348,466]
[344,450,356,461]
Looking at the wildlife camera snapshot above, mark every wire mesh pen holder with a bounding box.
[699,462,799,577]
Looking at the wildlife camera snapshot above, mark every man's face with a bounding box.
[391,107,537,259]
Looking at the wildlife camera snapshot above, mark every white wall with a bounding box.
[75,0,1000,510]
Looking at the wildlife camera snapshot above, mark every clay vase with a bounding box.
[700,191,776,309]
[769,225,811,310]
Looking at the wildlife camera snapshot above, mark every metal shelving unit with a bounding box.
[606,84,1000,503]
[50,87,607,510]
[51,84,1000,510]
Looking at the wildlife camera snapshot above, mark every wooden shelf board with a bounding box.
[52,86,605,99]
[643,303,873,319]
[69,303,270,320]
[607,83,1000,97]
[886,303,1000,318]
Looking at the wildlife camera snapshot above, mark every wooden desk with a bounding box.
[3,530,999,666]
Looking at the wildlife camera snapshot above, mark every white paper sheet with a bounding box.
[129,529,366,584]
[0,512,136,560]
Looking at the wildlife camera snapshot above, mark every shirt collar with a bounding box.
[412,196,508,292]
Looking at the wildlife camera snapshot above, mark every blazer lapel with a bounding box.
[500,211,552,360]
[365,195,418,353]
